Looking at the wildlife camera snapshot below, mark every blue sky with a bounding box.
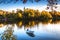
[0,0,60,11]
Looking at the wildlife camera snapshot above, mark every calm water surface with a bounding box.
[0,20,60,40]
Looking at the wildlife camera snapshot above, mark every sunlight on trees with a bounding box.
[0,8,60,22]
[41,11,52,19]
[18,13,23,18]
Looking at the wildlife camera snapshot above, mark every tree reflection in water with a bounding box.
[1,24,16,40]
[16,19,52,29]
[16,19,60,29]
[0,19,60,40]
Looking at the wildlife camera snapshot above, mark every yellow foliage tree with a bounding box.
[18,13,23,18]
[41,11,52,18]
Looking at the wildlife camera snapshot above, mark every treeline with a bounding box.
[0,8,60,22]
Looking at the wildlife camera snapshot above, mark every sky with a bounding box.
[0,0,60,12]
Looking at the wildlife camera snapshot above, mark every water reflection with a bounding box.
[1,24,16,40]
[26,29,35,37]
[51,20,60,24]
[16,19,53,29]
[16,19,60,28]
[0,19,60,40]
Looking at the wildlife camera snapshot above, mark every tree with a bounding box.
[41,11,52,19]
[46,0,60,11]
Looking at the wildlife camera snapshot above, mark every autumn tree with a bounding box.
[40,11,52,19]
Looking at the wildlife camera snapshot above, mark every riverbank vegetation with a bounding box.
[0,8,60,23]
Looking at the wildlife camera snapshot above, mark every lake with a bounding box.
[0,20,60,40]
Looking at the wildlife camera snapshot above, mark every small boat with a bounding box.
[26,29,35,37]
